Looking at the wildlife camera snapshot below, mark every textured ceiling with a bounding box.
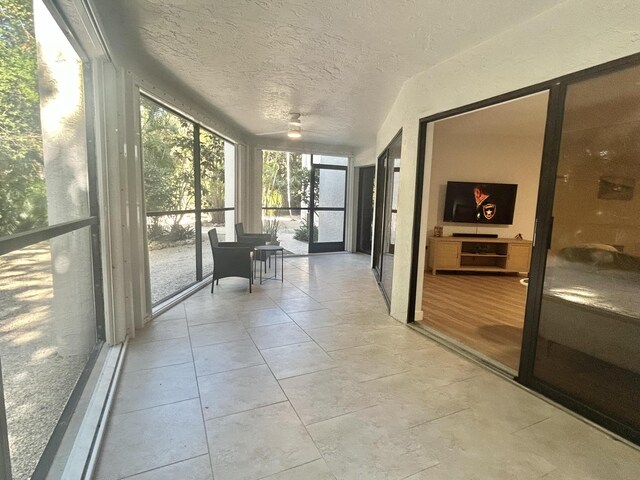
[92,0,563,150]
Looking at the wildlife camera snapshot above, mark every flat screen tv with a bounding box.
[443,181,518,225]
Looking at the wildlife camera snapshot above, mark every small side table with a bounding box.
[253,245,284,284]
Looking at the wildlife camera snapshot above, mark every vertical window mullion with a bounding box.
[194,125,203,281]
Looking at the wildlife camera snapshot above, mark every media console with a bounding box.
[428,236,532,275]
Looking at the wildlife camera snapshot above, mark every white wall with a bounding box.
[426,125,546,239]
[354,145,377,168]
[374,0,640,321]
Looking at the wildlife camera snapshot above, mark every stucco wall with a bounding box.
[375,0,640,321]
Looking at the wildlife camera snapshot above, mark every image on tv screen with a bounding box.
[443,181,518,224]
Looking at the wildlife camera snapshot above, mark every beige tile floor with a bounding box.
[95,254,640,480]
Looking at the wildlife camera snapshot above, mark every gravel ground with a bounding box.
[0,245,92,480]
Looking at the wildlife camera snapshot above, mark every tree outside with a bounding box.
[0,0,47,237]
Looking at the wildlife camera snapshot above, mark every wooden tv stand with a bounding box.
[428,236,531,275]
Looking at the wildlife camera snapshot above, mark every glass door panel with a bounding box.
[533,65,640,432]
[309,164,347,253]
[316,211,345,242]
[316,168,346,207]
[380,135,402,300]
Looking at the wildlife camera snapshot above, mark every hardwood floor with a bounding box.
[418,272,527,371]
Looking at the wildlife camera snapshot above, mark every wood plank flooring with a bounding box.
[419,272,527,370]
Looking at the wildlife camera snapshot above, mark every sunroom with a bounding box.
[1,1,639,479]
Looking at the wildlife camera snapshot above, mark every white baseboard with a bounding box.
[414,310,424,321]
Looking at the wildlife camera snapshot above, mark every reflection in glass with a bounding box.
[534,65,640,432]
[380,135,402,299]
[0,228,96,480]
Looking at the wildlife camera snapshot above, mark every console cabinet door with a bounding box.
[506,243,531,272]
[433,241,461,270]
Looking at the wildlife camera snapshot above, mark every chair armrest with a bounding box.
[243,233,272,239]
[237,235,269,247]
[218,241,253,248]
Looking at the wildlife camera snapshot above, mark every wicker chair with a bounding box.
[235,223,271,247]
[208,229,253,293]
[235,222,272,272]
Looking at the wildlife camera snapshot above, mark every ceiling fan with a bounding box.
[255,113,329,139]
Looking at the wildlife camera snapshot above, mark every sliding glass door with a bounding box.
[374,132,402,304]
[531,64,640,438]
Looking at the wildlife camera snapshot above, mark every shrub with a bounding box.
[167,224,194,242]
[293,218,318,242]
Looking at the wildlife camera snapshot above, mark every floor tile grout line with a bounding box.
[194,362,270,380]
[253,457,326,480]
[118,453,210,479]
[398,462,442,480]
[129,333,190,346]
[203,399,290,423]
[242,310,330,470]
[123,359,194,374]
[185,308,217,480]
[303,404,382,428]
[408,407,471,430]
[275,364,340,382]
[510,414,555,435]
[112,394,202,418]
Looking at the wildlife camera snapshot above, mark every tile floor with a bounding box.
[95,254,640,480]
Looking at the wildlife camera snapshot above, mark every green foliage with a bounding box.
[200,129,227,224]
[141,98,230,228]
[262,217,280,241]
[293,217,318,242]
[261,151,310,210]
[141,97,195,220]
[0,0,47,236]
[146,221,194,244]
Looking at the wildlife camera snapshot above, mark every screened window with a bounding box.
[141,96,236,304]
[0,1,102,478]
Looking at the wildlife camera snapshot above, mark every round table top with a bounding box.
[254,244,284,251]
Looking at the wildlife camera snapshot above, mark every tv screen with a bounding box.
[443,181,518,224]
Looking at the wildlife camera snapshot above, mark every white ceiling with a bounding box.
[92,0,563,150]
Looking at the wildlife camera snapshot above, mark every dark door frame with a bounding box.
[308,162,348,253]
[356,166,375,254]
[373,150,388,281]
[373,129,403,306]
[408,51,640,445]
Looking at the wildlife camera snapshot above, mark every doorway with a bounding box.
[261,152,348,255]
[308,162,348,253]
[417,92,549,372]
[356,166,375,254]
[410,55,640,444]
